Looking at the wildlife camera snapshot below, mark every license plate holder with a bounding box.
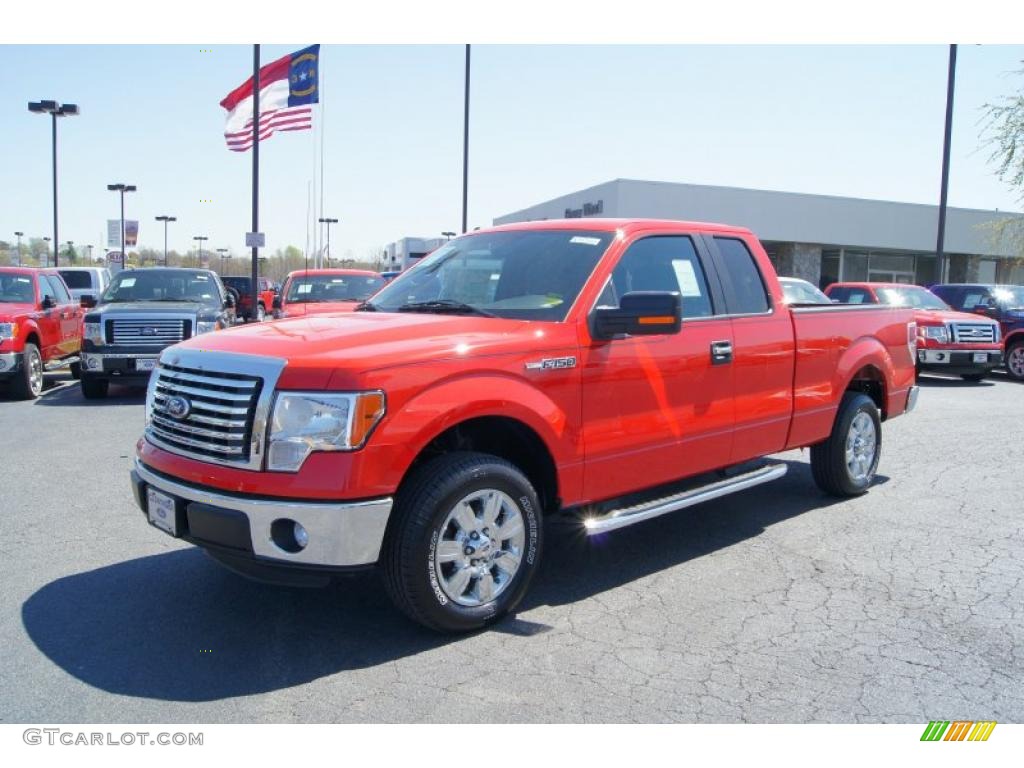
[147,487,179,536]
[136,358,158,372]
[973,352,989,363]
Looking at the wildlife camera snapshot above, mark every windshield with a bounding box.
[993,286,1024,309]
[781,279,830,305]
[286,274,384,303]
[100,270,223,307]
[0,274,35,304]
[366,230,614,321]
[875,286,950,310]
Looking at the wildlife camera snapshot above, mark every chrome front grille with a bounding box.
[109,317,190,347]
[951,323,996,344]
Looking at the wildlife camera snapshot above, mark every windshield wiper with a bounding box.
[395,300,496,318]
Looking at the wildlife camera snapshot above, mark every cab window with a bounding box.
[713,237,770,314]
[599,236,715,318]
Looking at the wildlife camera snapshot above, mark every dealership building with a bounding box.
[493,179,1024,288]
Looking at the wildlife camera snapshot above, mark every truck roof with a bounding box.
[485,217,754,236]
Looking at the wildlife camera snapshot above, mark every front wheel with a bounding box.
[9,343,44,399]
[811,392,881,497]
[1006,342,1024,382]
[382,452,543,633]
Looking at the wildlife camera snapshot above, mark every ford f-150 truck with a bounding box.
[929,283,1024,381]
[272,269,386,318]
[0,266,83,399]
[131,220,918,632]
[80,267,235,399]
[825,282,1002,381]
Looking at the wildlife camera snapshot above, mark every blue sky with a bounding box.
[2,44,1023,261]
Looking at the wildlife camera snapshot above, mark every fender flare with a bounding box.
[833,335,895,415]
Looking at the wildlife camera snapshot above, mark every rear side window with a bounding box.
[603,236,715,318]
[58,270,93,289]
[827,286,875,305]
[713,237,769,314]
[959,291,988,311]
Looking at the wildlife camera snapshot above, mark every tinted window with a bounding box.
[714,237,769,314]
[46,275,73,304]
[602,236,714,318]
[781,279,830,305]
[101,270,223,307]
[875,286,949,310]
[38,275,56,303]
[369,230,614,321]
[58,270,93,289]
[827,286,875,305]
[0,274,36,303]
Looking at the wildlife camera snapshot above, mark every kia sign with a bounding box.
[107,250,124,273]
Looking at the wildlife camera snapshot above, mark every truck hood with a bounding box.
[280,302,360,318]
[88,301,208,315]
[171,311,567,379]
[0,302,36,321]
[913,308,999,326]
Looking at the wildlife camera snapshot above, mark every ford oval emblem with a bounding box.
[165,395,192,420]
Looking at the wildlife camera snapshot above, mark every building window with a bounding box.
[821,249,840,290]
[844,250,869,282]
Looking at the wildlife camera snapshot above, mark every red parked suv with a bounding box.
[222,275,276,322]
[0,267,83,399]
[825,282,1002,381]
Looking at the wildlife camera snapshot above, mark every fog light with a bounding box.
[293,522,309,549]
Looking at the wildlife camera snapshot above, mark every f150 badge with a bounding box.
[525,356,577,371]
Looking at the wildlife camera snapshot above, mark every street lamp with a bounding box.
[193,236,208,268]
[66,240,75,264]
[28,100,79,267]
[42,237,51,265]
[86,244,94,262]
[107,183,136,267]
[442,231,456,241]
[216,247,228,273]
[14,231,23,266]
[155,215,177,266]
[318,217,338,265]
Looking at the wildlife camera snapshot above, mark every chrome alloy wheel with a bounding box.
[433,489,526,607]
[1008,346,1024,378]
[845,411,877,483]
[27,347,43,396]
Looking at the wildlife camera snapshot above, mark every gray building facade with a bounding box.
[494,179,1024,288]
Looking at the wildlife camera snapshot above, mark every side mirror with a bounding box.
[224,293,236,309]
[592,291,681,340]
[41,296,56,310]
[272,296,282,310]
[80,294,97,309]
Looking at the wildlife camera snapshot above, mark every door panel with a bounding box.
[34,276,62,359]
[580,234,734,502]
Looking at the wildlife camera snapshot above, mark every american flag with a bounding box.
[220,45,319,153]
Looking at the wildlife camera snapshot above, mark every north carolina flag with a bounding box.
[220,44,319,152]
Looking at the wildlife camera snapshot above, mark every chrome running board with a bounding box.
[583,463,788,535]
[45,356,79,371]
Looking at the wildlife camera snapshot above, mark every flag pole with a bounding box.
[250,44,260,321]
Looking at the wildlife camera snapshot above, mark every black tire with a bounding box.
[9,343,44,400]
[960,373,986,382]
[69,360,82,380]
[810,392,882,497]
[1005,341,1024,382]
[81,377,109,399]
[256,303,266,323]
[382,451,543,633]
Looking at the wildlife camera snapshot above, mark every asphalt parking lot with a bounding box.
[1,371,1022,723]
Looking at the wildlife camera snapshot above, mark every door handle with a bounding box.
[710,340,733,365]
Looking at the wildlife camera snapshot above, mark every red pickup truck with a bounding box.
[131,220,918,632]
[272,269,386,318]
[0,267,83,399]
[824,282,1003,381]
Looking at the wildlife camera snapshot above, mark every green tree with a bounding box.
[982,62,1024,256]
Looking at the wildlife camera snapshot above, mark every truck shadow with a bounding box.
[915,375,995,388]
[33,379,147,406]
[21,459,882,703]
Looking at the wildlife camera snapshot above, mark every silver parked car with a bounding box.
[58,266,112,303]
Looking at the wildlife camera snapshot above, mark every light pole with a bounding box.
[87,244,94,263]
[442,231,456,241]
[318,217,338,265]
[42,237,51,265]
[193,236,208,268]
[107,183,136,267]
[28,100,79,267]
[66,241,75,264]
[462,44,471,234]
[936,44,957,283]
[155,215,176,266]
[14,231,23,266]
[216,248,228,273]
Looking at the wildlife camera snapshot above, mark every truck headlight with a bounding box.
[195,320,218,335]
[922,325,949,344]
[83,321,103,345]
[267,391,385,472]
[0,322,17,341]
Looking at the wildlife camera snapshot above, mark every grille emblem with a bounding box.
[141,327,158,336]
[165,395,192,420]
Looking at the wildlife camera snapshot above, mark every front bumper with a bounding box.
[131,458,393,570]
[917,349,1002,373]
[81,351,159,378]
[0,351,22,377]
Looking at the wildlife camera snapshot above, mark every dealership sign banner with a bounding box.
[107,220,139,249]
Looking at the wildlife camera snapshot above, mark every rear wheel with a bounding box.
[69,360,82,380]
[81,377,109,399]
[1006,342,1024,382]
[382,452,543,633]
[256,303,266,322]
[811,392,881,497]
[9,343,44,400]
